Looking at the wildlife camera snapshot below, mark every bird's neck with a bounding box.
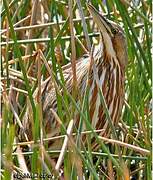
[100,34,116,59]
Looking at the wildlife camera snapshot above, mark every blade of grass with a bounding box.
[121,0,151,24]
[3,0,36,117]
[49,1,63,122]
[76,0,91,51]
[114,0,151,81]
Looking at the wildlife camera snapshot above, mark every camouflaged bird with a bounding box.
[19,3,128,148]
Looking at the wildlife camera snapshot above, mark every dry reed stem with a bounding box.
[12,129,104,147]
[55,120,74,171]
[98,136,150,155]
[25,0,38,56]
[69,0,77,91]
[16,146,30,176]
[1,20,144,35]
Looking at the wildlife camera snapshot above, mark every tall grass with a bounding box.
[1,0,151,179]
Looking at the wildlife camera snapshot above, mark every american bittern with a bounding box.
[20,3,128,145]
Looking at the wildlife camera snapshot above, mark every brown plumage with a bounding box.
[19,3,128,146]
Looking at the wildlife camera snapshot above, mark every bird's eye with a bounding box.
[112,28,118,34]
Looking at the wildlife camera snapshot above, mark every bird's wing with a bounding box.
[20,54,91,141]
[42,54,90,114]
[36,55,90,135]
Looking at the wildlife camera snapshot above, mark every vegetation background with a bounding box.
[1,0,151,179]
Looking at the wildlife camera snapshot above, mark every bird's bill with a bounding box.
[87,3,113,37]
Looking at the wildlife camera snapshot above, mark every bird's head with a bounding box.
[87,3,128,70]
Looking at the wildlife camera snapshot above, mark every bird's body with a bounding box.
[20,4,127,146]
[43,44,124,133]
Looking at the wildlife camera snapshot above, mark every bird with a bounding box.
[19,3,128,148]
